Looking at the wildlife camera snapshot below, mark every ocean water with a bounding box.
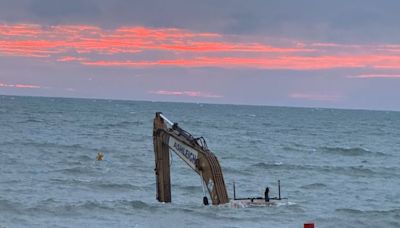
[0,95,399,228]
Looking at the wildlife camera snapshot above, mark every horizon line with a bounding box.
[1,93,398,113]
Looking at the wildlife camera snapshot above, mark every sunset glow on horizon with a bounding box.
[1,1,400,110]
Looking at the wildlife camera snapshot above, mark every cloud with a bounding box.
[149,90,222,98]
[57,56,88,62]
[2,23,400,71]
[81,55,400,70]
[1,0,400,43]
[0,23,309,56]
[0,82,41,89]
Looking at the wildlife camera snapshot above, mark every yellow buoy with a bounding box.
[96,152,104,161]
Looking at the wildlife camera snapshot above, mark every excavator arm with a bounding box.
[153,112,229,205]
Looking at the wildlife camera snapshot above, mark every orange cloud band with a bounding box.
[1,23,400,71]
[81,55,400,70]
[0,23,308,57]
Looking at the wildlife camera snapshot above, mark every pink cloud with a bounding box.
[0,82,41,89]
[289,93,342,102]
[57,56,88,62]
[1,23,400,71]
[0,24,42,37]
[149,90,222,98]
[80,55,400,70]
[311,42,362,48]
[0,23,308,59]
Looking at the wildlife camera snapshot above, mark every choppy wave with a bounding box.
[336,207,400,226]
[252,162,396,178]
[179,185,202,193]
[92,182,139,191]
[50,178,139,191]
[5,199,156,218]
[55,166,100,176]
[18,118,43,123]
[282,143,310,152]
[253,162,302,172]
[81,120,144,129]
[125,200,152,209]
[282,144,388,156]
[320,146,387,157]
[0,199,22,214]
[76,155,92,161]
[222,166,253,176]
[27,200,146,215]
[0,140,97,152]
[300,183,327,189]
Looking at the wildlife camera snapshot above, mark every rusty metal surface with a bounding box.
[153,112,229,205]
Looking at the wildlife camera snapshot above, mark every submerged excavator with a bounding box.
[153,112,286,206]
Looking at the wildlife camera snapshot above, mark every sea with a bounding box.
[0,95,399,228]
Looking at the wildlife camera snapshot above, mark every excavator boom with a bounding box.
[153,112,229,205]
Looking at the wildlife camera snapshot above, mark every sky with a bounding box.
[0,0,400,111]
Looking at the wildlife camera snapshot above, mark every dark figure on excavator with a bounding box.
[264,187,270,202]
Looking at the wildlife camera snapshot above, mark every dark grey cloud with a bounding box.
[1,0,400,43]
[29,0,100,22]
